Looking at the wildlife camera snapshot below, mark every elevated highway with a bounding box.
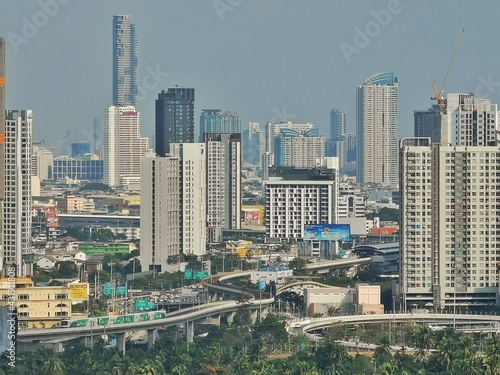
[18,271,273,353]
[304,257,372,273]
[289,313,500,335]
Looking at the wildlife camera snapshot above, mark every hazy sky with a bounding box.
[2,1,500,151]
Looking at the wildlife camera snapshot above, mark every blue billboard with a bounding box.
[303,224,350,241]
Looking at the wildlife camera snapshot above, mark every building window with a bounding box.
[18,294,29,300]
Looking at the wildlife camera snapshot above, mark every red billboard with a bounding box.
[33,206,59,228]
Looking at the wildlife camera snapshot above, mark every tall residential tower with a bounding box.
[2,110,32,274]
[199,109,240,142]
[155,88,195,156]
[113,15,138,107]
[357,72,399,186]
[104,105,150,187]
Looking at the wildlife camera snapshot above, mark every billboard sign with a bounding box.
[303,224,351,241]
[45,207,59,228]
[241,205,264,227]
[70,283,89,300]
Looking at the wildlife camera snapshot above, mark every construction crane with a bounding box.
[431,29,465,114]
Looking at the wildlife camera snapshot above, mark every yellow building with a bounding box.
[0,278,73,329]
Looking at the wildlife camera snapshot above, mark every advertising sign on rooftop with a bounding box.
[303,224,350,241]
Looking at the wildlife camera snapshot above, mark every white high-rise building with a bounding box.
[289,135,325,168]
[261,152,274,181]
[266,121,315,154]
[104,105,150,187]
[400,137,500,310]
[140,156,180,273]
[170,143,207,256]
[31,143,53,181]
[264,158,339,239]
[204,133,242,243]
[445,93,499,146]
[2,110,32,274]
[357,72,399,186]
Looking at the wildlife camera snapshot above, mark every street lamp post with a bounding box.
[392,296,396,343]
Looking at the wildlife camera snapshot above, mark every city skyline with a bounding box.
[2,2,499,148]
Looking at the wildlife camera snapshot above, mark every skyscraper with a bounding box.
[357,72,399,186]
[329,108,346,142]
[447,93,499,146]
[204,133,242,243]
[399,137,500,310]
[170,143,207,256]
[113,15,138,107]
[2,110,32,274]
[155,88,195,156]
[273,128,325,168]
[0,37,5,201]
[414,105,442,144]
[140,155,180,273]
[104,105,150,187]
[199,109,240,142]
[266,121,315,154]
[0,38,5,273]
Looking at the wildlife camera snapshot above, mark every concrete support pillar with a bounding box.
[249,309,258,324]
[227,312,235,325]
[115,332,126,354]
[147,329,156,350]
[186,321,194,343]
[52,342,64,353]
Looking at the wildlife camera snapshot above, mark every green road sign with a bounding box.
[103,284,114,295]
[184,269,193,279]
[147,302,156,310]
[194,271,209,280]
[136,300,148,310]
[116,286,127,295]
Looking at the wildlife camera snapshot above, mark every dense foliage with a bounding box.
[2,314,500,375]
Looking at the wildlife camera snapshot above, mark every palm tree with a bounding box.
[230,352,250,374]
[374,333,392,365]
[484,336,500,374]
[434,331,456,372]
[207,342,223,366]
[379,361,399,375]
[453,356,482,375]
[36,347,65,375]
[455,335,475,358]
[413,325,433,359]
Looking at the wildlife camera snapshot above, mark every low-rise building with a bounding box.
[354,283,383,314]
[35,255,57,270]
[303,286,354,316]
[251,266,293,285]
[0,278,72,329]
